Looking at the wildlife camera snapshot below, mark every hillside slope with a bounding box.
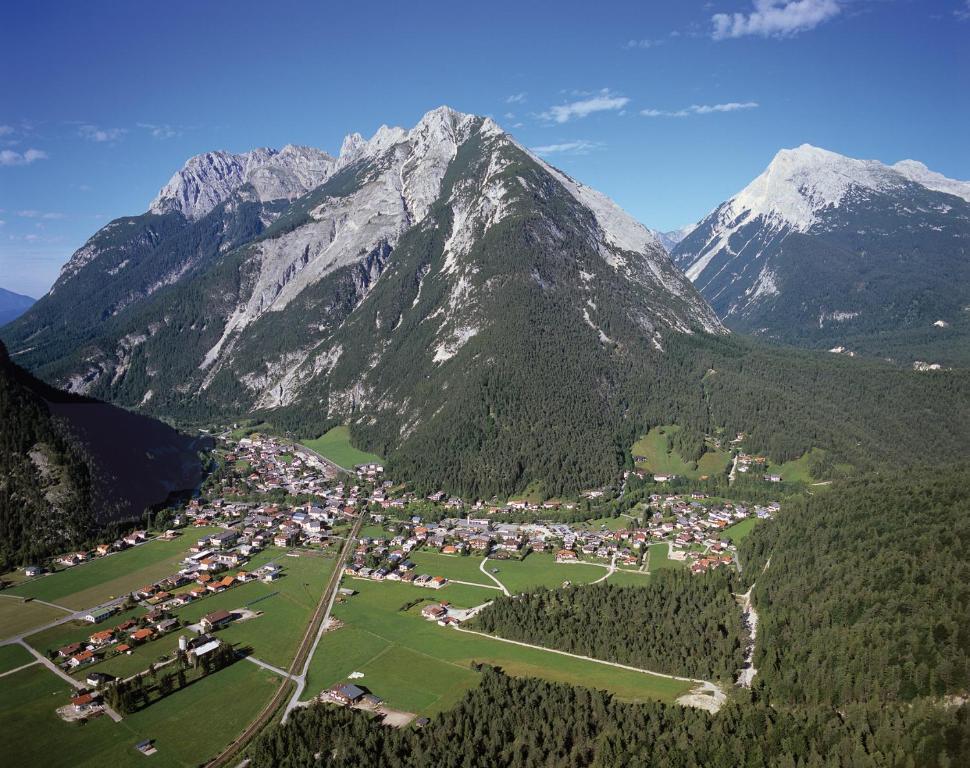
[0,340,205,567]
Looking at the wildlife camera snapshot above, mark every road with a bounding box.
[15,638,124,722]
[479,558,511,596]
[449,625,725,712]
[0,593,131,646]
[203,509,365,768]
[728,453,740,485]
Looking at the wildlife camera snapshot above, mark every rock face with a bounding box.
[149,145,339,221]
[672,144,970,365]
[3,106,725,495]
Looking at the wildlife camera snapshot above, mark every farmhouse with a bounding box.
[325,683,366,705]
[201,609,234,631]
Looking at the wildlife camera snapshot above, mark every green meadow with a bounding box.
[632,425,732,479]
[301,579,690,715]
[300,426,383,469]
[3,527,222,610]
[0,658,278,768]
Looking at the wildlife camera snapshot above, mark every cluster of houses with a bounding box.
[345,491,778,580]
[735,452,783,483]
[57,608,181,671]
[219,434,342,496]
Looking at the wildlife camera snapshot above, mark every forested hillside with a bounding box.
[739,466,970,706]
[0,340,206,569]
[470,571,744,682]
[249,668,970,768]
[0,341,95,567]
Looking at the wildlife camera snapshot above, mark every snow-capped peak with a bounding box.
[714,144,970,235]
[891,159,970,203]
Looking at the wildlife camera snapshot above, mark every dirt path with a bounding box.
[450,626,726,712]
[479,558,511,596]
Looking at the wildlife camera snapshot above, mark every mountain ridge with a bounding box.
[672,144,970,365]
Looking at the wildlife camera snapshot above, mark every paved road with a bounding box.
[282,510,366,721]
[0,593,130,646]
[204,510,365,767]
[17,639,124,722]
[245,655,298,681]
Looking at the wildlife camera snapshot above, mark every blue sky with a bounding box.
[2,0,968,297]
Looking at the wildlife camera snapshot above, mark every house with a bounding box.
[24,565,43,578]
[201,609,234,632]
[130,628,154,644]
[68,650,98,668]
[84,606,115,624]
[325,683,366,705]
[428,576,447,589]
[555,549,578,563]
[71,692,100,713]
[210,530,239,549]
[58,642,83,658]
[421,604,448,620]
[86,671,115,687]
[88,629,115,647]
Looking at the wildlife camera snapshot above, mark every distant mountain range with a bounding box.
[4,112,969,496]
[672,145,970,366]
[0,287,35,326]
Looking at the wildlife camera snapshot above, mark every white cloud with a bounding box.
[540,89,630,123]
[956,1,970,21]
[530,140,603,156]
[0,148,48,166]
[506,93,527,104]
[137,122,180,139]
[641,101,759,117]
[622,39,663,49]
[78,124,127,142]
[0,125,13,136]
[17,209,64,219]
[712,0,841,39]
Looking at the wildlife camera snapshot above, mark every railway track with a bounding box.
[204,511,365,768]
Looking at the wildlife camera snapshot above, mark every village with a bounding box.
[1,427,778,755]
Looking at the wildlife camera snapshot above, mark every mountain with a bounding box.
[1,107,725,493]
[657,225,694,253]
[4,115,970,496]
[672,145,970,366]
[0,287,35,326]
[0,338,206,568]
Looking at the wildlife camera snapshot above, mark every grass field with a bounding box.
[606,569,653,588]
[647,543,688,572]
[301,580,691,715]
[407,551,494,587]
[24,548,336,677]
[632,425,732,480]
[722,517,761,543]
[489,552,604,594]
[167,550,336,670]
[766,448,822,483]
[26,605,147,657]
[578,516,630,531]
[300,426,383,469]
[3,527,222,610]
[0,595,72,641]
[0,658,279,768]
[0,642,35,673]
